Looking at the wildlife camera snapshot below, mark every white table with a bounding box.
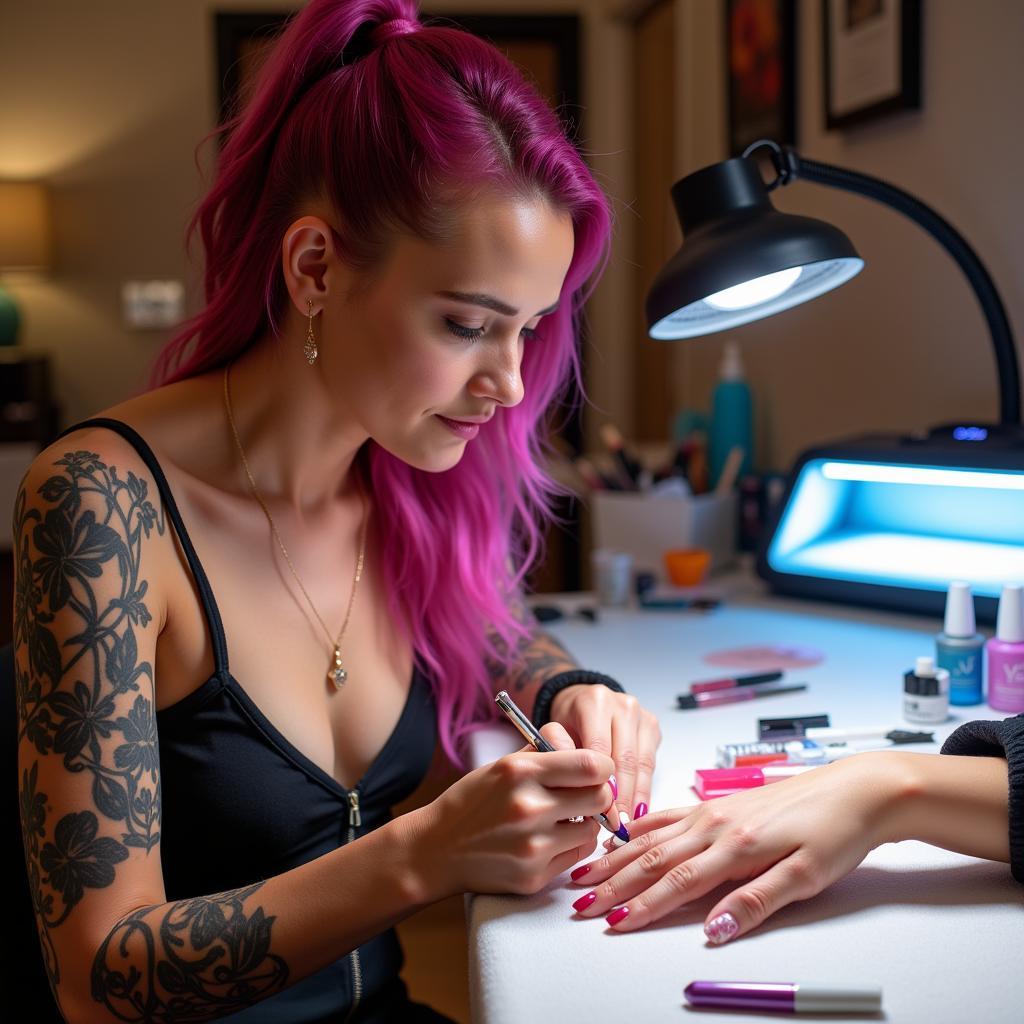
[465,572,1024,1022]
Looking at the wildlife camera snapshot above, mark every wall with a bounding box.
[0,0,635,451]
[669,0,1024,472]
[2,1,227,421]
[8,2,1014,472]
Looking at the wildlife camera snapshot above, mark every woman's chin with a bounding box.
[379,436,467,474]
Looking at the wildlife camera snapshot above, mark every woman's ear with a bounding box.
[281,214,350,315]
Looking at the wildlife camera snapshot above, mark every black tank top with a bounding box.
[55,419,441,1023]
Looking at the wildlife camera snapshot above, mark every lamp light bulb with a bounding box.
[705,267,802,310]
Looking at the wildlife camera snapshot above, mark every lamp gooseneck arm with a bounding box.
[771,145,1020,425]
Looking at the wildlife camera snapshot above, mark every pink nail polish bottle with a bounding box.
[987,584,1024,713]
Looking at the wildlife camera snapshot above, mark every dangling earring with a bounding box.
[304,299,319,365]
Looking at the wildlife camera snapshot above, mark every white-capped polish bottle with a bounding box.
[987,584,1024,713]
[936,581,985,705]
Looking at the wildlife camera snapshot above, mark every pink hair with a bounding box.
[152,0,612,767]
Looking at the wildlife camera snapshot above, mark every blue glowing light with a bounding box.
[952,426,988,441]
[821,461,1024,490]
[767,459,1024,598]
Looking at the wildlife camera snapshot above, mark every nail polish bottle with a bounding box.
[987,584,1024,713]
[903,656,949,724]
[936,581,985,705]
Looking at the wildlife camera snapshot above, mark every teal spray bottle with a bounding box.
[709,341,752,489]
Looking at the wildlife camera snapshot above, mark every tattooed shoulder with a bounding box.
[14,432,169,1013]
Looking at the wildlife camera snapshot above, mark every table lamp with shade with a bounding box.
[645,140,1021,622]
[0,181,53,346]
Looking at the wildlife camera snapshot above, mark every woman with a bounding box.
[13,2,660,1021]
[570,725,1022,942]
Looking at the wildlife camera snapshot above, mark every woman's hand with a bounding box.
[568,752,911,941]
[406,723,617,902]
[549,685,662,830]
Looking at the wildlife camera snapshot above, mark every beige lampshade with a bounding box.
[0,181,53,271]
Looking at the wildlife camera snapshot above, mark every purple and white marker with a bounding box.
[683,981,883,1014]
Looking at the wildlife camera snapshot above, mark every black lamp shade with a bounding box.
[646,157,864,339]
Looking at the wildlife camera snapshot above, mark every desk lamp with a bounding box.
[0,181,53,346]
[645,140,1021,622]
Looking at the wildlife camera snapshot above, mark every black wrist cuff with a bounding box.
[941,713,1024,884]
[530,670,626,728]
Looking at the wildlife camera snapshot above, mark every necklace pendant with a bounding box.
[330,647,347,690]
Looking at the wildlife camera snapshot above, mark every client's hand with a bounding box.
[568,752,909,942]
[408,723,615,902]
[549,685,662,829]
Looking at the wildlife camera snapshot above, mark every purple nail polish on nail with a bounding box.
[615,823,630,842]
[605,906,630,927]
[572,891,597,913]
[704,912,739,945]
[634,802,648,819]
[607,775,618,800]
[570,864,591,882]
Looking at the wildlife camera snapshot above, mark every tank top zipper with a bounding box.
[342,788,363,1022]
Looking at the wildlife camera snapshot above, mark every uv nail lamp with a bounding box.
[756,425,1024,623]
[644,142,1020,621]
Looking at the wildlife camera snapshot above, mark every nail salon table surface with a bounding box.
[464,570,1023,1023]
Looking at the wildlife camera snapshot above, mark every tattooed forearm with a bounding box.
[495,632,579,694]
[15,449,167,1009]
[91,883,289,1021]
[484,592,579,696]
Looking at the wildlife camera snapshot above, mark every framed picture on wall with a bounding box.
[726,0,797,156]
[215,11,294,130]
[824,0,922,129]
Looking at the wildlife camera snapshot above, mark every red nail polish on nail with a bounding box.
[570,864,591,882]
[633,802,648,819]
[572,891,597,913]
[605,906,630,927]
[607,775,618,800]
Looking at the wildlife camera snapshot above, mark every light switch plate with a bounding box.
[122,280,184,329]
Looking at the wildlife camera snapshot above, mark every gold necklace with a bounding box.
[223,363,367,691]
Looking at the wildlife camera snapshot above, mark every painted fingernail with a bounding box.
[570,864,591,882]
[634,802,648,819]
[605,906,630,927]
[572,891,597,913]
[607,775,618,800]
[614,822,630,842]
[704,912,739,945]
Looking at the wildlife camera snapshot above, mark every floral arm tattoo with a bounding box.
[15,449,289,1020]
[484,589,579,718]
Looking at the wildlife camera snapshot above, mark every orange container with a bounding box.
[663,547,711,586]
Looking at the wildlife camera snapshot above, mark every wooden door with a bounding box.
[631,0,678,441]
